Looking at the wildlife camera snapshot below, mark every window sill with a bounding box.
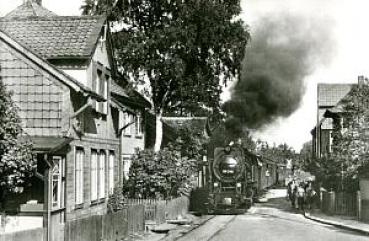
[90,199,99,206]
[93,110,108,117]
[90,198,105,206]
[75,203,84,210]
[135,135,143,139]
[123,134,132,138]
[51,207,66,213]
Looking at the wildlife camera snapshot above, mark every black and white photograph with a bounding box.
[0,0,369,240]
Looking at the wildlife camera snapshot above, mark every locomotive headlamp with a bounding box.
[214,182,219,187]
[224,146,231,153]
[236,183,242,188]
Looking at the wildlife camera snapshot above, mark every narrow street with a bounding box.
[176,189,369,241]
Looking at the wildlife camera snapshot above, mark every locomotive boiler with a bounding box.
[207,144,255,214]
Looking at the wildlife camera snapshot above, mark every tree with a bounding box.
[328,84,369,191]
[0,73,35,208]
[82,0,250,151]
[306,84,369,192]
[256,141,296,165]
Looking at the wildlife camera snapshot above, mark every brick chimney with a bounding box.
[358,75,368,88]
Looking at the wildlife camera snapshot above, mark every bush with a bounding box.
[124,140,200,199]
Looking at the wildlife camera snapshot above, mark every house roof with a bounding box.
[111,81,129,98]
[318,83,353,107]
[312,83,355,133]
[111,78,152,109]
[110,96,135,114]
[162,117,207,135]
[0,29,104,101]
[4,1,57,18]
[0,15,106,59]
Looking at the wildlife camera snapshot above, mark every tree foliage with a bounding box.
[256,141,296,165]
[329,84,369,190]
[82,0,250,149]
[124,121,207,198]
[306,84,369,192]
[123,138,202,199]
[0,76,35,203]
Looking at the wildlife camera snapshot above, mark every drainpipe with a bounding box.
[43,154,52,241]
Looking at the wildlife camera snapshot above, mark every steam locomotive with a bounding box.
[207,144,257,214]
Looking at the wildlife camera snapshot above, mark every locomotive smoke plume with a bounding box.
[223,13,335,135]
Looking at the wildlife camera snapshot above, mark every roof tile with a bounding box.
[111,81,129,98]
[0,16,106,59]
[317,83,353,107]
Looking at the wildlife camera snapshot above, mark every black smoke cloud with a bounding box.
[223,13,335,133]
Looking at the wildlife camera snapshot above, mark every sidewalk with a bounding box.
[122,214,214,241]
[304,209,369,236]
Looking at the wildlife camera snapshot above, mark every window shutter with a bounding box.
[131,115,135,134]
[103,75,109,114]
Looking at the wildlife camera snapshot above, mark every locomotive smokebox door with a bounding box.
[213,146,245,182]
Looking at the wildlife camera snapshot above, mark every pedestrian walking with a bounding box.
[288,180,297,207]
[304,182,316,209]
[296,182,305,211]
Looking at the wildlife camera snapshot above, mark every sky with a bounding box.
[236,0,369,151]
[1,0,369,151]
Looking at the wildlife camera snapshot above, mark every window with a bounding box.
[122,155,132,180]
[130,114,135,135]
[135,114,143,136]
[92,66,109,114]
[122,112,136,135]
[95,70,102,112]
[75,148,84,205]
[91,150,98,201]
[108,151,115,195]
[52,156,65,209]
[99,150,106,199]
[123,112,129,135]
[103,75,109,114]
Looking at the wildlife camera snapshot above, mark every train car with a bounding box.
[207,144,256,214]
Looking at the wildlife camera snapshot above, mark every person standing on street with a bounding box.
[297,182,305,211]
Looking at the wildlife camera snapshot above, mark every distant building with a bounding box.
[311,83,353,158]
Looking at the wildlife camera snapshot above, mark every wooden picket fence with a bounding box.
[64,204,144,241]
[0,196,190,241]
[126,196,189,224]
[321,191,358,217]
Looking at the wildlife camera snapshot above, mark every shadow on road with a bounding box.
[256,188,305,214]
[256,197,305,215]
